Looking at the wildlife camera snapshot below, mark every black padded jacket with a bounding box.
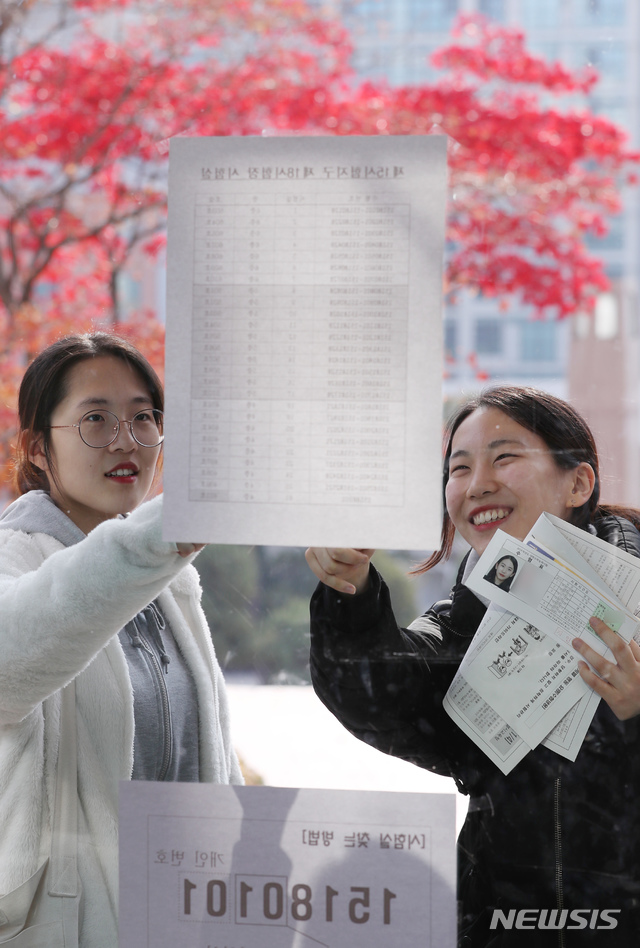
[310,516,640,947]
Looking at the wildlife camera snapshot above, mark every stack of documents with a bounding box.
[443,513,640,774]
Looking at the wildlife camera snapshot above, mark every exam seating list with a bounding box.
[190,191,411,507]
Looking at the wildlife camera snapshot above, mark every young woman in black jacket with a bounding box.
[306,386,640,947]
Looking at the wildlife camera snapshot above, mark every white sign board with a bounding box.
[163,135,447,547]
[119,784,456,947]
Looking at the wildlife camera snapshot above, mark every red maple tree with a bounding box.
[312,15,638,318]
[0,4,637,485]
[0,0,351,480]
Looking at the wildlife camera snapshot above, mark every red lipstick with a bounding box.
[105,462,139,483]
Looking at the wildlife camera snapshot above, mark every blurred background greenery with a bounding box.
[198,543,460,681]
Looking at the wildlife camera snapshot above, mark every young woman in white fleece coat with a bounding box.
[0,332,242,947]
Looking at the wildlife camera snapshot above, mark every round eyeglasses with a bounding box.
[47,409,164,448]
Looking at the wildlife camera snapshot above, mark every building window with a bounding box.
[584,213,624,251]
[521,0,561,29]
[408,0,459,31]
[351,45,394,77]
[475,318,503,355]
[520,320,556,362]
[581,42,626,83]
[347,0,395,16]
[344,0,396,37]
[403,45,440,82]
[587,94,627,127]
[579,0,626,28]
[478,0,506,22]
[529,41,561,63]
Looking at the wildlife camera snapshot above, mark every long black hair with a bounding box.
[416,385,640,572]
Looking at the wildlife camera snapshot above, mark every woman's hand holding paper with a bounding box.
[176,542,206,558]
[305,547,375,595]
[573,617,640,720]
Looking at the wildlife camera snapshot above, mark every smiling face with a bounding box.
[31,355,162,534]
[445,406,586,555]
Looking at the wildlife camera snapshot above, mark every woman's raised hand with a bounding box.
[573,617,640,720]
[305,547,375,595]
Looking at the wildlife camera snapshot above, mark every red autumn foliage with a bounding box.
[0,4,637,485]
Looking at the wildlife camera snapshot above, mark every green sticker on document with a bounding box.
[589,603,624,635]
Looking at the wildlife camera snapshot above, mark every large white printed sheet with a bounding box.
[163,135,447,547]
[119,783,456,948]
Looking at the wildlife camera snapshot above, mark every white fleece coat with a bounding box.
[0,494,242,947]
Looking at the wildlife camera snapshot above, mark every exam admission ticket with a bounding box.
[119,784,456,948]
[447,605,586,744]
[466,530,640,655]
[163,136,447,547]
[546,513,640,616]
[443,599,601,774]
[444,514,640,774]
